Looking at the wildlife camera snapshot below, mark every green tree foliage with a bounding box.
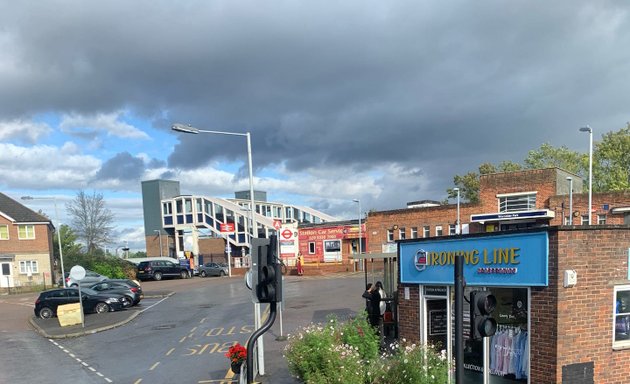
[66,190,114,253]
[593,124,630,191]
[523,143,583,174]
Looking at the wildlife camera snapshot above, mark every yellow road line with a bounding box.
[166,348,175,356]
[149,362,160,371]
[179,336,187,343]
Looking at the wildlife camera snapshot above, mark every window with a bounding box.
[435,226,443,236]
[581,215,589,225]
[309,242,315,254]
[564,216,570,225]
[387,230,394,242]
[399,228,406,240]
[19,260,38,274]
[324,240,341,252]
[423,226,430,238]
[0,225,8,240]
[497,192,537,212]
[449,224,456,235]
[410,227,418,239]
[614,285,630,348]
[598,215,607,225]
[18,225,35,239]
[162,202,172,215]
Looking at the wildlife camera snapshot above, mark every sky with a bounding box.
[1,1,629,252]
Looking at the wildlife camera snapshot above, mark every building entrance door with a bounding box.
[1,262,13,288]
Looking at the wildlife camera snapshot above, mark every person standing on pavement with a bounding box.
[296,253,304,276]
[362,283,381,329]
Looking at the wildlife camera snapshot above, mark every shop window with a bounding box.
[18,225,35,240]
[19,260,38,274]
[614,285,630,348]
[308,242,315,254]
[423,226,430,238]
[399,228,406,240]
[410,227,418,239]
[581,215,589,225]
[435,226,443,236]
[387,229,394,242]
[598,214,607,225]
[0,225,8,240]
[448,224,456,235]
[497,192,537,212]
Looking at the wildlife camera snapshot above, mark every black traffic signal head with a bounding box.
[252,236,282,303]
[470,290,497,339]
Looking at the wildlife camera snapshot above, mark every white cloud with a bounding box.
[0,119,52,143]
[60,111,150,140]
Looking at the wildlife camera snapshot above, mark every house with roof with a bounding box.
[0,193,55,291]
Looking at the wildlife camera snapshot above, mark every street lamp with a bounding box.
[566,177,573,225]
[21,196,65,287]
[154,230,163,257]
[172,123,257,243]
[579,125,593,225]
[453,188,461,234]
[352,199,367,287]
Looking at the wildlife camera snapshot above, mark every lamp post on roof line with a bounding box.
[566,177,573,225]
[453,187,461,234]
[352,199,366,287]
[21,196,65,287]
[579,125,593,225]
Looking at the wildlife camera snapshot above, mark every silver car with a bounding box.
[62,269,109,287]
[198,262,228,277]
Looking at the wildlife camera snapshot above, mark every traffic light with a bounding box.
[251,236,282,303]
[470,290,497,339]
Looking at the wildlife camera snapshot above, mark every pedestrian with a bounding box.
[296,253,304,276]
[375,281,387,317]
[362,282,381,329]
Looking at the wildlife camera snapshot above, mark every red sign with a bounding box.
[281,229,293,239]
[273,220,282,230]
[220,223,235,233]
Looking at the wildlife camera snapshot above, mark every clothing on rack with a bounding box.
[490,325,528,380]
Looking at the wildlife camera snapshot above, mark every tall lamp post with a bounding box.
[21,196,65,287]
[154,230,163,257]
[453,187,461,234]
[172,124,257,242]
[566,177,573,225]
[579,125,593,225]
[352,199,365,287]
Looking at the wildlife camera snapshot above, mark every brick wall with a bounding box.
[397,284,421,344]
[0,217,52,253]
[549,191,630,225]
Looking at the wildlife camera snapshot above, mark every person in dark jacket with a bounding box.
[362,283,381,329]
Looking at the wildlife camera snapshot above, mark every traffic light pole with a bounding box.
[454,254,464,384]
[247,302,277,384]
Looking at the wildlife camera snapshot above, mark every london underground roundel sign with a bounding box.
[281,229,293,239]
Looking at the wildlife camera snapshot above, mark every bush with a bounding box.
[284,315,449,384]
[63,253,137,280]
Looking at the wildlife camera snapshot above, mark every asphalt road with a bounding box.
[0,272,366,384]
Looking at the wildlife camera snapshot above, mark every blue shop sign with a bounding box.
[400,231,548,286]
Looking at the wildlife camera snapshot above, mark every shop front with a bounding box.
[399,230,548,384]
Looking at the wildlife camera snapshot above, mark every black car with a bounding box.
[34,287,129,319]
[137,260,191,281]
[88,280,144,306]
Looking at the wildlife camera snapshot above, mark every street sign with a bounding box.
[273,220,282,230]
[220,223,235,233]
[281,228,293,240]
[69,265,86,281]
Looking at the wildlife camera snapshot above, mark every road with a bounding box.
[0,272,366,384]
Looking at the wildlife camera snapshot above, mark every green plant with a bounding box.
[371,341,449,384]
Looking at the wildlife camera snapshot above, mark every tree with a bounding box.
[593,124,630,192]
[66,191,115,253]
[523,143,583,174]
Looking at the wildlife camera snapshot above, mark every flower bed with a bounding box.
[284,314,449,384]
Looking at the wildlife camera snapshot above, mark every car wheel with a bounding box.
[122,296,133,307]
[153,271,163,281]
[200,270,207,277]
[95,302,110,314]
[70,283,78,287]
[180,270,188,279]
[39,307,54,319]
[220,270,226,277]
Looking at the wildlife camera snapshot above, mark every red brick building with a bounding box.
[0,193,55,291]
[368,168,630,383]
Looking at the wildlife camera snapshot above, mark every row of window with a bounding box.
[0,224,36,240]
[564,214,608,225]
[386,225,457,242]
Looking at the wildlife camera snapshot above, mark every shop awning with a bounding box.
[351,252,396,260]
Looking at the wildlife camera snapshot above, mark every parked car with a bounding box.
[136,260,191,281]
[198,262,228,277]
[60,269,109,287]
[88,280,143,306]
[34,287,130,319]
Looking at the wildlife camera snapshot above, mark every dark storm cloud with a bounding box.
[95,152,145,181]
[2,1,630,202]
